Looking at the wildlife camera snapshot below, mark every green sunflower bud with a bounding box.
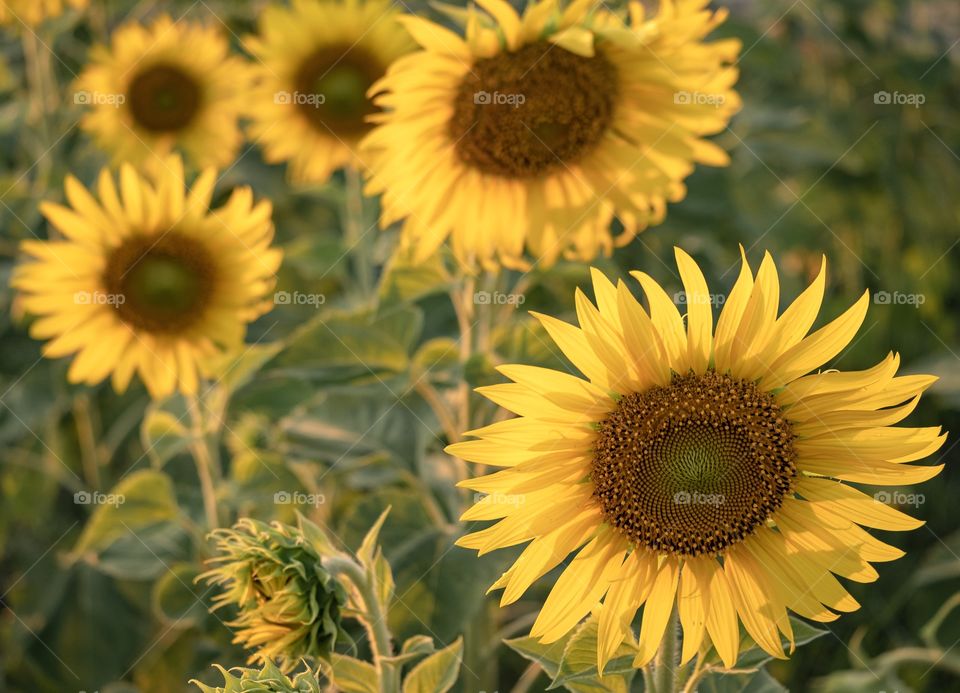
[200,518,348,670]
[192,660,321,692]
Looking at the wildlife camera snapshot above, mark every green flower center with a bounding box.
[592,371,797,557]
[449,41,618,179]
[127,64,202,132]
[103,232,216,334]
[293,44,383,135]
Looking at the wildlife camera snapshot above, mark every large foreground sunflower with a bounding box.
[245,0,413,184]
[363,0,741,270]
[12,157,282,399]
[76,16,250,169]
[449,248,945,671]
[0,0,86,26]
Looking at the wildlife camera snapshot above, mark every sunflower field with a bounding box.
[1,0,958,691]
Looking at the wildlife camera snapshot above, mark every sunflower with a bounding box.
[362,0,741,270]
[449,248,945,672]
[12,156,282,399]
[75,15,250,169]
[245,0,413,184]
[0,0,86,26]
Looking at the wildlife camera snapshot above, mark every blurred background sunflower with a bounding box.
[362,0,740,270]
[75,14,251,169]
[12,157,281,398]
[0,0,86,27]
[244,0,413,184]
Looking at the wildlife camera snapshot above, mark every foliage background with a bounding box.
[0,0,958,691]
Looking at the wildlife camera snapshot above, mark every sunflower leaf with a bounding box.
[401,636,463,693]
[326,655,379,693]
[71,469,180,557]
[698,667,787,693]
[548,615,637,689]
[702,617,828,670]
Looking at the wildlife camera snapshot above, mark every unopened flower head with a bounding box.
[192,660,321,693]
[200,518,347,671]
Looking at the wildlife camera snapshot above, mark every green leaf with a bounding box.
[699,617,828,671]
[412,337,460,374]
[273,307,422,384]
[504,636,568,680]
[150,562,206,627]
[549,615,637,689]
[401,636,463,693]
[358,506,391,567]
[506,621,634,693]
[72,470,180,557]
[328,655,379,693]
[378,249,451,311]
[298,512,339,555]
[372,549,396,616]
[380,635,435,666]
[141,408,190,467]
[207,342,284,394]
[699,668,787,693]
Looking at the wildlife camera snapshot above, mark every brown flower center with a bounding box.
[592,371,797,557]
[292,44,383,136]
[127,64,202,132]
[449,41,618,178]
[103,232,217,334]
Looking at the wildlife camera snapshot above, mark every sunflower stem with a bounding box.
[343,166,374,296]
[324,555,399,693]
[188,396,221,530]
[653,604,680,693]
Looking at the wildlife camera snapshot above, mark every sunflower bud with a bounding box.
[192,660,321,692]
[200,518,348,670]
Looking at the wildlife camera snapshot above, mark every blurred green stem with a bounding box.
[188,395,221,530]
[652,605,680,693]
[73,394,102,489]
[344,166,373,296]
[324,555,399,693]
